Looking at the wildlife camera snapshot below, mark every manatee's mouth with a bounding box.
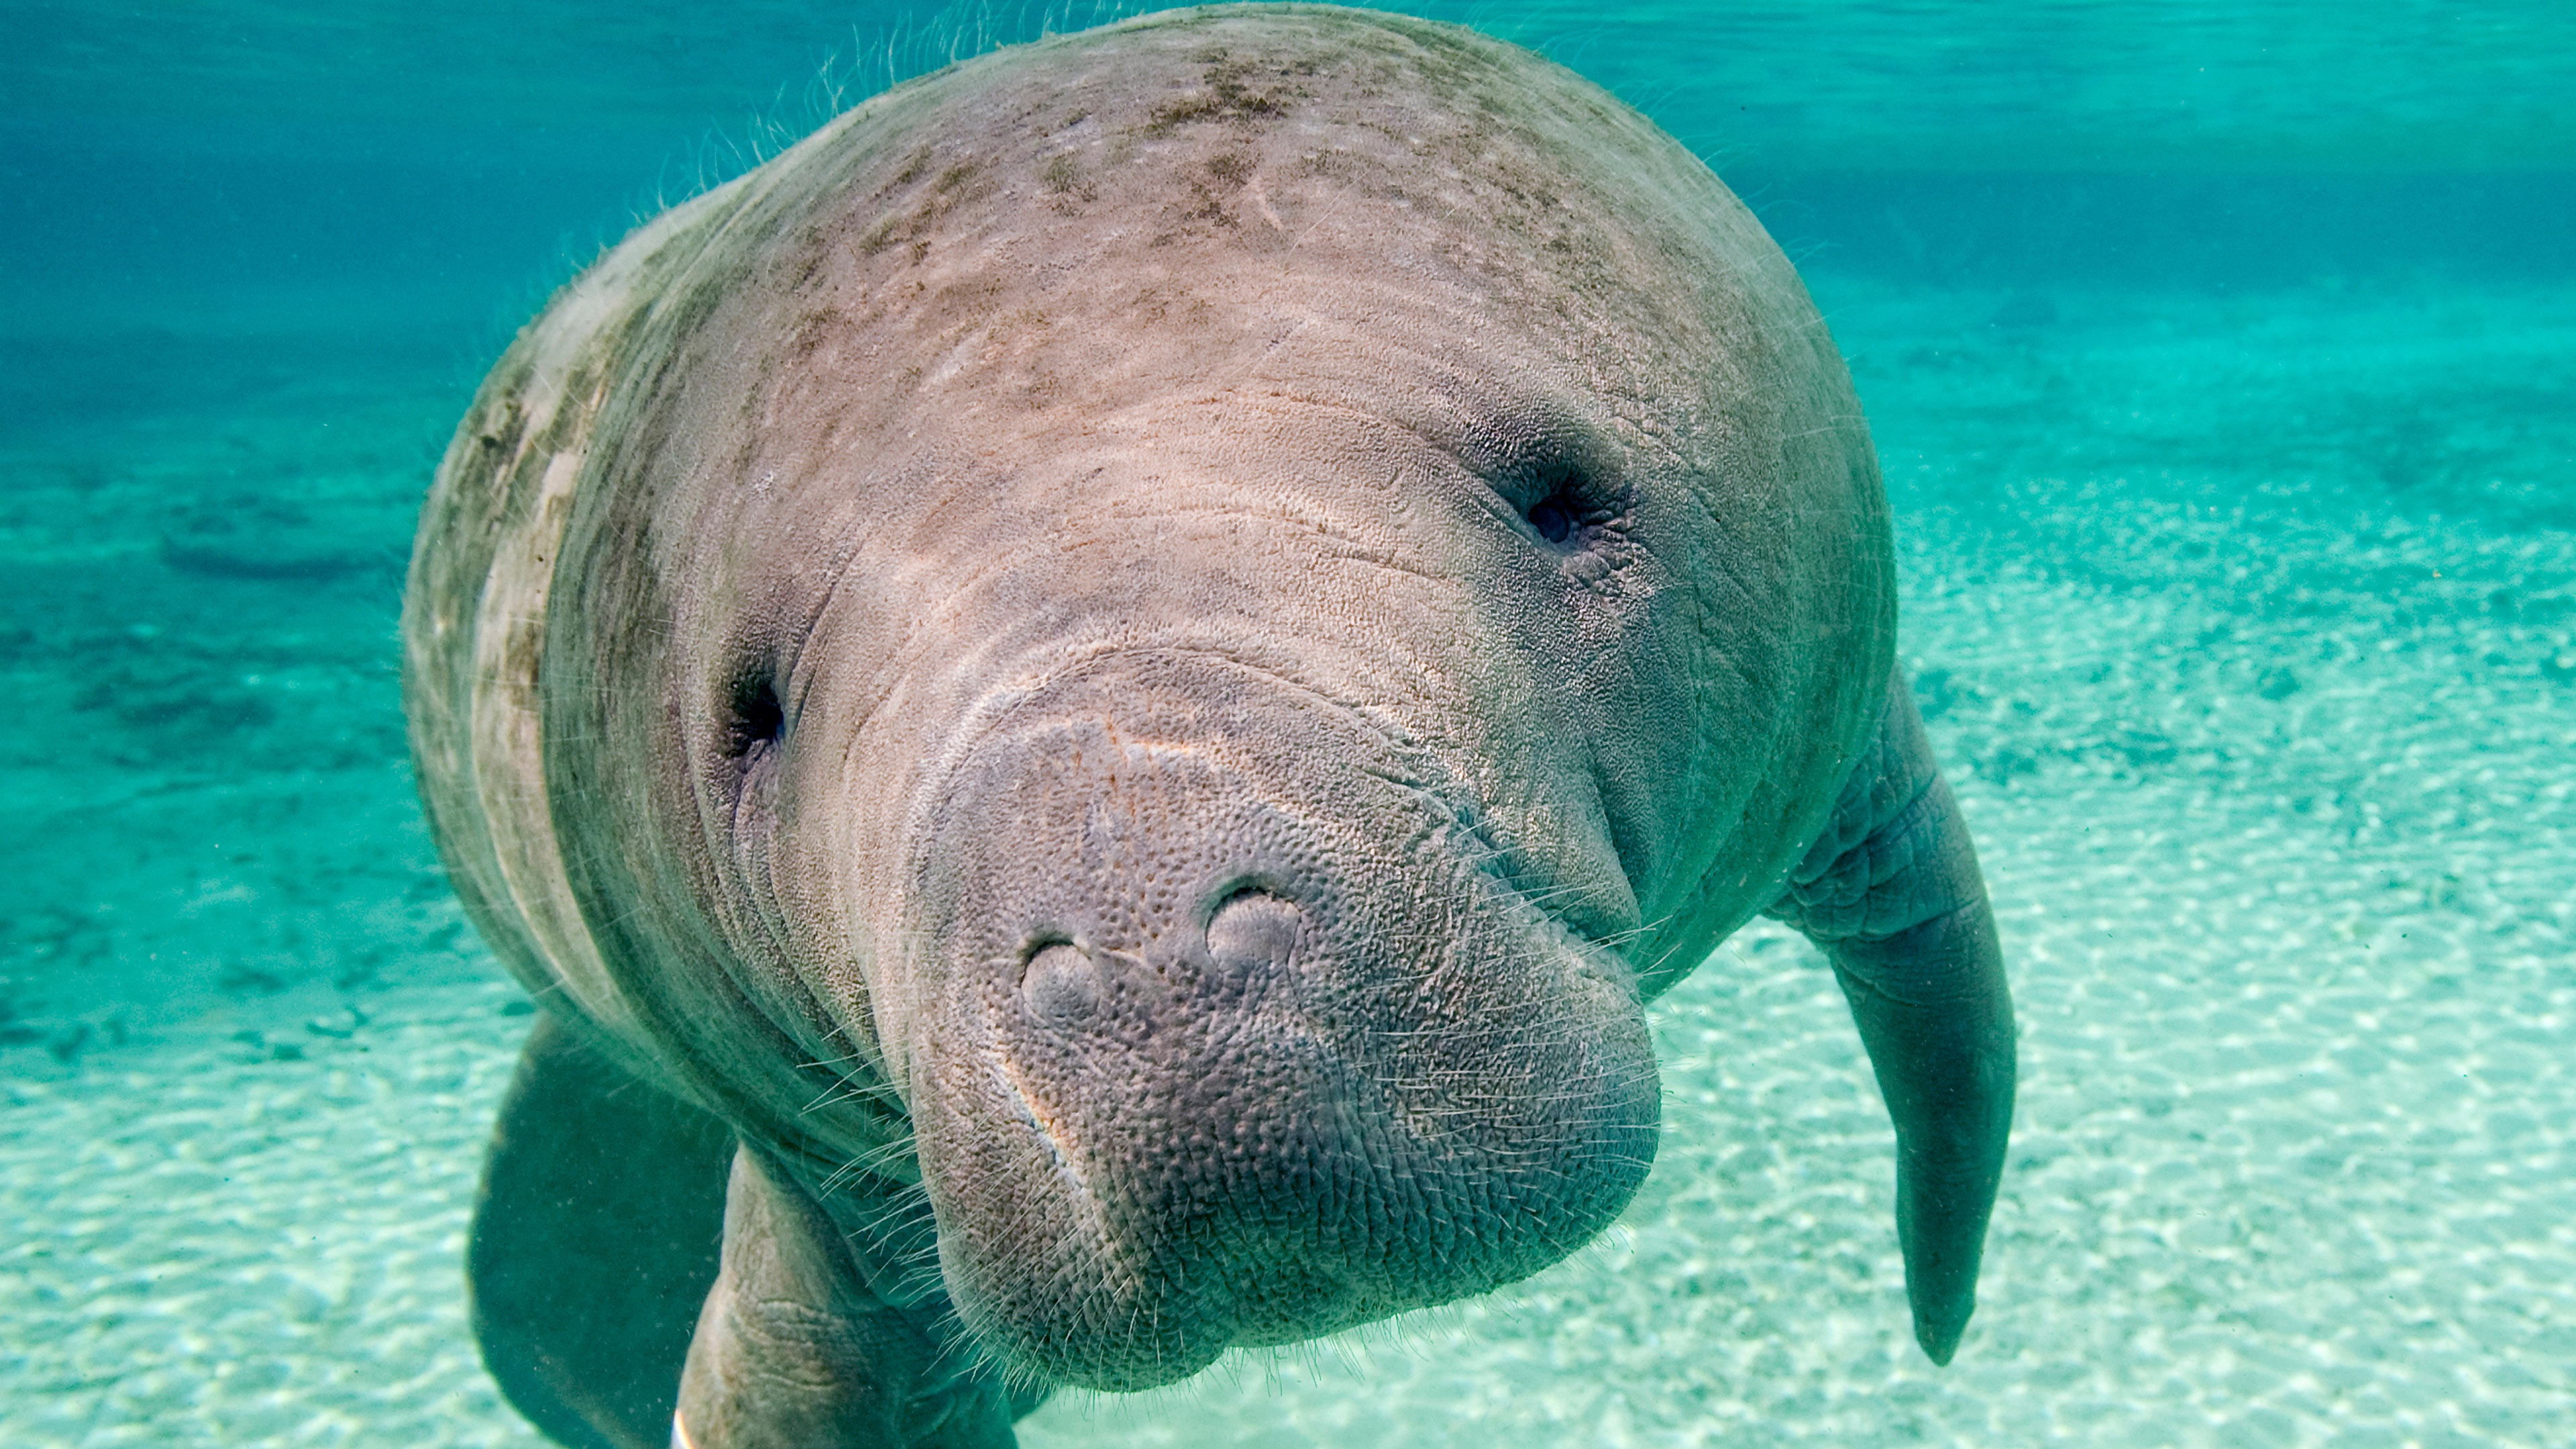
[912,861,1661,1391]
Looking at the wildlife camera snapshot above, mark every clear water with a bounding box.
[3,2,2571,1444]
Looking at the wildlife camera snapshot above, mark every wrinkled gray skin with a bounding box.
[402,7,2015,1448]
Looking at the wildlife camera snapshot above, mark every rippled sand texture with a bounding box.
[1,986,539,1447]
[3,278,2570,1446]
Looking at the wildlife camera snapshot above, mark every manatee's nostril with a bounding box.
[1205,889,1303,972]
[1020,942,1102,1025]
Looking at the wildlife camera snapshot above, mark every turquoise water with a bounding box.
[3,2,2571,1444]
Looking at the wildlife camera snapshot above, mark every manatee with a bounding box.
[400,6,2017,1446]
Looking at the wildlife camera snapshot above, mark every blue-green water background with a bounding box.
[3,3,2571,1445]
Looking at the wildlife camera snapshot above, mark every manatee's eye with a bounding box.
[724,673,786,760]
[1527,494,1577,543]
[1519,462,1624,549]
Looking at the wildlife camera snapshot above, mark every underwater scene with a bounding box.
[3,1,2571,1444]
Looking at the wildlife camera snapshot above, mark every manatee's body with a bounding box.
[402,7,2016,1447]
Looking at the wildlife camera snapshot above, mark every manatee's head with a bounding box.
[543,3,1889,1393]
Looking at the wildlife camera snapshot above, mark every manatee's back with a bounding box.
[398,73,920,1075]
[404,198,711,1076]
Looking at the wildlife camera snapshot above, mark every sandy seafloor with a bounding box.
[1,272,2570,1447]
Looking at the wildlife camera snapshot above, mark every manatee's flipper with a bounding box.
[675,1146,1032,1448]
[470,1012,736,1449]
[1770,663,2017,1365]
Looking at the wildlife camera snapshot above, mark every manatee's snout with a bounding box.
[902,662,1660,1390]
